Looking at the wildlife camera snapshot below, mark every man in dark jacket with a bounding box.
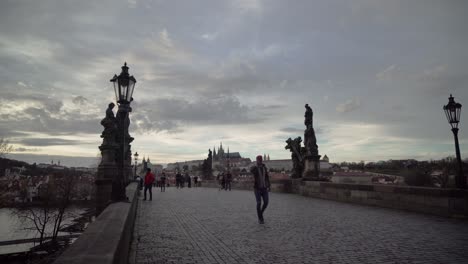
[175,171,182,189]
[250,155,271,224]
[225,172,232,191]
[160,172,167,192]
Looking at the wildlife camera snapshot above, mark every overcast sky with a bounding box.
[1,0,467,167]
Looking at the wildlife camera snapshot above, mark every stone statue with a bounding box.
[202,149,213,180]
[106,102,115,119]
[285,137,305,178]
[304,104,318,156]
[304,104,312,129]
[284,104,321,180]
[116,105,134,145]
[100,102,118,146]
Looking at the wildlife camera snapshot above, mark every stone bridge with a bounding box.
[54,182,468,264]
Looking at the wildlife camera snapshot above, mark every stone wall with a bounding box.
[53,182,139,264]
[202,180,468,218]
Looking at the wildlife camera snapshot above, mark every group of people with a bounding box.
[216,172,233,191]
[138,155,271,224]
[175,172,200,188]
[138,169,167,200]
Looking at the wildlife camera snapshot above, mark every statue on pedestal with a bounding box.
[116,105,134,145]
[304,104,318,156]
[100,103,118,146]
[284,103,322,180]
[285,137,305,178]
[96,102,119,215]
[202,149,213,180]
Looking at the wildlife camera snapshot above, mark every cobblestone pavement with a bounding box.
[130,187,468,264]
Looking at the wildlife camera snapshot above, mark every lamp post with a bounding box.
[443,94,465,189]
[134,152,139,179]
[110,62,137,200]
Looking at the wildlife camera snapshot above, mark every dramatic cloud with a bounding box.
[336,98,361,113]
[17,138,85,147]
[0,0,467,166]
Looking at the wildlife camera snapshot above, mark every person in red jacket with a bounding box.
[144,168,155,201]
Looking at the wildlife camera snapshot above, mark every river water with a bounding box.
[0,207,89,255]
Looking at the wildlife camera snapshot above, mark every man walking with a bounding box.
[250,155,271,224]
[176,171,182,189]
[185,172,191,188]
[144,168,155,201]
[225,171,232,191]
[160,172,167,192]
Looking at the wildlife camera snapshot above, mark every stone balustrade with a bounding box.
[202,179,468,218]
[53,182,139,264]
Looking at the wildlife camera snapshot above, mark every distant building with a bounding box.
[322,155,329,162]
[263,154,332,173]
[37,163,50,169]
[212,143,252,171]
[263,159,293,171]
[166,160,203,171]
[331,171,373,184]
[140,157,165,174]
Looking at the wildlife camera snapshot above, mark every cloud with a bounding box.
[419,64,448,81]
[0,0,467,164]
[279,127,304,134]
[131,95,261,133]
[201,32,218,41]
[231,0,263,14]
[336,98,361,113]
[15,138,86,146]
[127,0,137,8]
[14,147,40,152]
[17,81,28,87]
[376,64,398,81]
[415,64,468,95]
[0,92,101,137]
[72,96,88,105]
[159,28,173,48]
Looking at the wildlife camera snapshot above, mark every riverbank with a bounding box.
[0,206,95,264]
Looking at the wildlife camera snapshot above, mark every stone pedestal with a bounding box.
[302,154,321,180]
[96,144,118,216]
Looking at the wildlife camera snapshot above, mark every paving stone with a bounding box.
[130,187,468,264]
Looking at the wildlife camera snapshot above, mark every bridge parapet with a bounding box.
[203,180,468,218]
[53,182,139,264]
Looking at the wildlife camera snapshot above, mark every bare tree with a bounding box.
[0,137,13,157]
[51,174,77,241]
[14,173,79,246]
[15,181,55,245]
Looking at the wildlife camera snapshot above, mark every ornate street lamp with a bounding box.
[110,62,136,105]
[134,151,139,179]
[443,94,465,189]
[110,62,137,200]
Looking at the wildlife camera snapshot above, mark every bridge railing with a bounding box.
[53,182,139,264]
[202,179,468,218]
